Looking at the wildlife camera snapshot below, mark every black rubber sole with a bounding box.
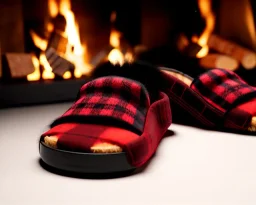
[39,141,135,176]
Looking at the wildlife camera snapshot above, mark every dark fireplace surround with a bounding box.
[1,0,256,108]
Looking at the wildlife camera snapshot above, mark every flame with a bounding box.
[194,0,215,58]
[124,52,134,63]
[108,30,125,65]
[40,53,55,80]
[110,30,121,48]
[108,11,126,65]
[27,54,41,81]
[59,0,90,78]
[30,30,48,51]
[48,0,58,18]
[108,49,124,65]
[63,71,72,79]
[30,0,91,81]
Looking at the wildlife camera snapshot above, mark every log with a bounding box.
[208,34,256,69]
[199,54,239,71]
[45,48,74,77]
[89,46,113,66]
[5,53,35,78]
[47,31,68,55]
[51,14,66,33]
[183,42,202,58]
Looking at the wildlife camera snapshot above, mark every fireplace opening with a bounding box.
[1,0,256,108]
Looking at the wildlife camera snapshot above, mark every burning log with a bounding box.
[199,54,239,71]
[4,53,35,78]
[51,14,66,33]
[45,48,74,77]
[208,34,256,69]
[89,46,113,66]
[47,30,68,55]
[183,42,202,58]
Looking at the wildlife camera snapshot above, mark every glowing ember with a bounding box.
[63,71,72,79]
[108,11,127,65]
[193,0,215,58]
[30,30,47,51]
[108,49,124,65]
[48,0,58,18]
[27,54,41,81]
[40,53,55,80]
[124,52,134,63]
[110,30,121,48]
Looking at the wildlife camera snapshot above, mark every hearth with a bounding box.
[1,0,256,108]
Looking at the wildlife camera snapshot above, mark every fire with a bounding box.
[28,0,91,81]
[63,71,72,79]
[108,49,124,65]
[193,0,215,58]
[27,54,41,81]
[30,30,47,51]
[108,29,125,65]
[107,29,134,65]
[110,30,121,48]
[59,0,90,78]
[48,0,58,18]
[40,53,55,80]
[107,11,127,65]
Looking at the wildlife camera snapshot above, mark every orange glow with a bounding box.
[194,0,215,58]
[30,30,48,51]
[42,70,55,80]
[108,11,126,65]
[47,23,54,33]
[124,52,134,63]
[29,0,91,81]
[27,54,41,81]
[40,53,55,80]
[48,0,58,18]
[108,49,124,65]
[110,30,121,48]
[110,11,117,23]
[59,0,91,78]
[63,71,72,79]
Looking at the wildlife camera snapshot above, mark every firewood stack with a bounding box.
[174,32,256,72]
[199,34,256,71]
[204,34,256,70]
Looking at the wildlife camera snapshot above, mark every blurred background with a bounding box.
[1,0,256,108]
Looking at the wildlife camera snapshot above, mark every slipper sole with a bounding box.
[39,141,135,174]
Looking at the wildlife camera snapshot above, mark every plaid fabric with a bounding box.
[42,76,172,167]
[51,76,150,133]
[161,68,255,131]
[191,69,256,112]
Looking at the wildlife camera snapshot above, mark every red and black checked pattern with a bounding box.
[161,68,254,130]
[191,69,256,112]
[42,91,172,167]
[51,76,150,133]
[42,76,172,167]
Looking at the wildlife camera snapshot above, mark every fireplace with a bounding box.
[1,0,256,108]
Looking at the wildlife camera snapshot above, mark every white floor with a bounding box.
[1,103,256,205]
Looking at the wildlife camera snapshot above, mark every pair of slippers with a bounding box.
[39,61,256,176]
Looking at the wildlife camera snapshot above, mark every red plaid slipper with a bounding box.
[160,67,256,132]
[39,76,171,174]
